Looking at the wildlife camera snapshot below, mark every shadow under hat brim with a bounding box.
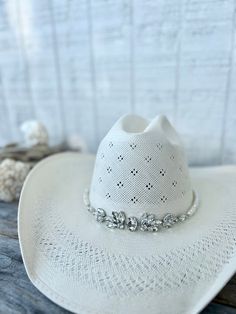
[18,152,236,314]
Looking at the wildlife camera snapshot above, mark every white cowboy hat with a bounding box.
[18,114,236,314]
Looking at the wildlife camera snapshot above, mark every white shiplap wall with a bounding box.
[0,0,235,165]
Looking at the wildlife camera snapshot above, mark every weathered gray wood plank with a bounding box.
[202,303,236,314]
[215,275,236,308]
[0,201,235,313]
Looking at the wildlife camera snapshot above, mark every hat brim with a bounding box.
[18,152,236,314]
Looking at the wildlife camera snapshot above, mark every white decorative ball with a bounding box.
[20,120,49,146]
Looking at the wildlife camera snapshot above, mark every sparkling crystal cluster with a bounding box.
[83,189,199,233]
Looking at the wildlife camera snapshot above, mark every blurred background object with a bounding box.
[0,0,235,167]
[0,119,85,201]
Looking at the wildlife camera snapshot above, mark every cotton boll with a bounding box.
[21,121,49,146]
[0,159,31,202]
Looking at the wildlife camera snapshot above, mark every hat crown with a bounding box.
[90,114,193,216]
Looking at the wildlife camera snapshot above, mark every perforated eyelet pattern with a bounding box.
[131,196,138,204]
[117,181,124,188]
[130,143,137,150]
[131,169,138,176]
[145,156,152,163]
[146,183,154,190]
[90,133,192,215]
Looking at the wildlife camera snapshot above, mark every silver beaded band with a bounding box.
[83,189,199,232]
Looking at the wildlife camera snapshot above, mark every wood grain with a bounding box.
[0,0,236,163]
[0,202,70,314]
[0,201,235,313]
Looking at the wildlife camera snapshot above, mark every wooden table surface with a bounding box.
[0,201,235,314]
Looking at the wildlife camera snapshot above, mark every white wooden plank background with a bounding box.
[0,0,235,165]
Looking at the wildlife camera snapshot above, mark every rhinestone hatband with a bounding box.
[83,189,199,232]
